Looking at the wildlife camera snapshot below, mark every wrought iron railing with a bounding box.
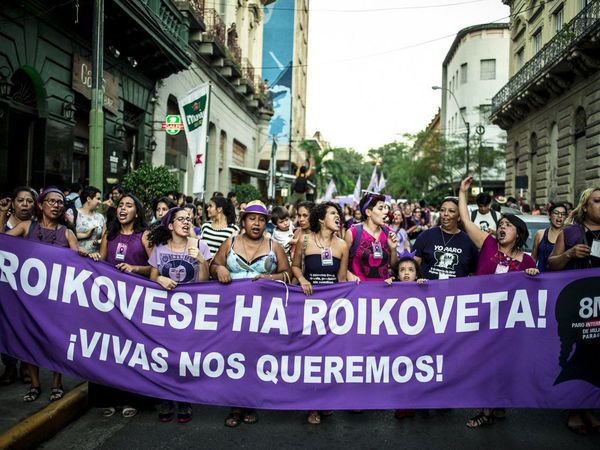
[174,0,205,27]
[141,0,189,46]
[203,8,226,48]
[492,0,600,115]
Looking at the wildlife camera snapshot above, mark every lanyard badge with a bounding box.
[115,242,128,261]
[372,241,383,259]
[321,247,334,266]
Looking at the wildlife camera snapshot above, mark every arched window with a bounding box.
[574,107,587,202]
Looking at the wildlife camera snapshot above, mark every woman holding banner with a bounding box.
[210,200,291,428]
[148,207,211,423]
[548,187,600,435]
[0,187,78,403]
[0,187,36,386]
[87,194,152,418]
[292,201,348,424]
[458,176,538,428]
[344,193,398,282]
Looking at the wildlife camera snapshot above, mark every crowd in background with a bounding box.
[0,178,598,434]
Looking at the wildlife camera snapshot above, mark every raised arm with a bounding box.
[459,176,488,249]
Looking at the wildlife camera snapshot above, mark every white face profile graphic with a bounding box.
[436,252,458,269]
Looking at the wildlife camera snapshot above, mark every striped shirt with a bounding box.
[201,222,239,256]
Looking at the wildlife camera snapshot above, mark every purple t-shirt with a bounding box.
[148,239,211,284]
[476,234,536,275]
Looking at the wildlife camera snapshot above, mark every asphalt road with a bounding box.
[39,405,599,449]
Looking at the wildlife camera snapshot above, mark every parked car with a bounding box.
[519,214,549,254]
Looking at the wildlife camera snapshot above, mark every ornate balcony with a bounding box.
[491,0,600,127]
[174,0,205,31]
[203,8,226,49]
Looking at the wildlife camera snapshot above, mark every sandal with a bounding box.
[466,411,494,428]
[242,408,258,425]
[102,407,116,417]
[49,385,65,402]
[225,409,243,428]
[307,411,321,425]
[23,386,41,402]
[320,410,333,417]
[122,406,137,418]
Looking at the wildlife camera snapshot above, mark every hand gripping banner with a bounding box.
[1,234,600,410]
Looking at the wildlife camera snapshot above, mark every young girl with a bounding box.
[393,250,426,420]
[148,207,211,423]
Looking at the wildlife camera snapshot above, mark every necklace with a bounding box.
[315,233,333,249]
[440,227,459,248]
[168,239,187,254]
[38,222,59,245]
[241,235,265,262]
[585,225,600,240]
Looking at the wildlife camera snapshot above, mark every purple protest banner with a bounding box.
[1,234,600,410]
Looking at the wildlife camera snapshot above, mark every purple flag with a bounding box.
[1,234,600,410]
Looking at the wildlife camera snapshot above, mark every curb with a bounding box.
[0,382,89,450]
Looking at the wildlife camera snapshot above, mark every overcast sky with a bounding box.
[305,0,510,154]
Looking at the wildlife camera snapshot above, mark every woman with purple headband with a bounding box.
[344,193,398,282]
[0,187,79,403]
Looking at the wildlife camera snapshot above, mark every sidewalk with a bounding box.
[0,366,88,449]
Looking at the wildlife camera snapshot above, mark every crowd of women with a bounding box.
[0,177,599,434]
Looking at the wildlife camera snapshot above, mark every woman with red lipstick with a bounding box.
[458,176,538,428]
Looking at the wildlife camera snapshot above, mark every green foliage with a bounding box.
[122,161,180,212]
[233,184,262,203]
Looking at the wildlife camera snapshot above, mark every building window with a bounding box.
[516,47,525,70]
[554,7,564,33]
[533,29,542,53]
[480,59,496,80]
[460,63,468,84]
[479,104,492,124]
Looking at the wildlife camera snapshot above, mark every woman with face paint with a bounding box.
[0,187,79,403]
[548,187,600,435]
[210,200,291,428]
[344,193,399,282]
[0,187,36,385]
[459,176,538,428]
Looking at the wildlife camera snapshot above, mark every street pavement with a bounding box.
[40,405,599,450]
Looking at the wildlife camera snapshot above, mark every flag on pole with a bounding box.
[323,179,337,201]
[366,166,378,192]
[178,82,211,197]
[267,139,277,200]
[377,172,386,193]
[353,175,361,202]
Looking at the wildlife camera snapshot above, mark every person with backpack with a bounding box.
[344,193,398,282]
[471,192,499,233]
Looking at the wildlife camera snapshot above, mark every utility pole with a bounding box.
[89,0,104,190]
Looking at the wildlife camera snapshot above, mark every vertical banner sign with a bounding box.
[178,83,211,197]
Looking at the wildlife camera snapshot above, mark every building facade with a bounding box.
[492,0,600,206]
[440,22,510,192]
[0,0,191,194]
[152,0,274,197]
[259,0,309,195]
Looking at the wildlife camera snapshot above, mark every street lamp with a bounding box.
[432,85,470,176]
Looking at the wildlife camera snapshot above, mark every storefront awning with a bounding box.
[229,165,268,179]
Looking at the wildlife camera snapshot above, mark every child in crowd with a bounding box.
[271,206,294,261]
[393,250,425,420]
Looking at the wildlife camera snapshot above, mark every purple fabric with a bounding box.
[106,232,148,267]
[1,233,600,409]
[476,234,536,275]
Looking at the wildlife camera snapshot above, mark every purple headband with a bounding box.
[38,187,65,203]
[361,194,384,215]
[160,207,183,229]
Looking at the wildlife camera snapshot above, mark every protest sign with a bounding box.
[1,234,599,409]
